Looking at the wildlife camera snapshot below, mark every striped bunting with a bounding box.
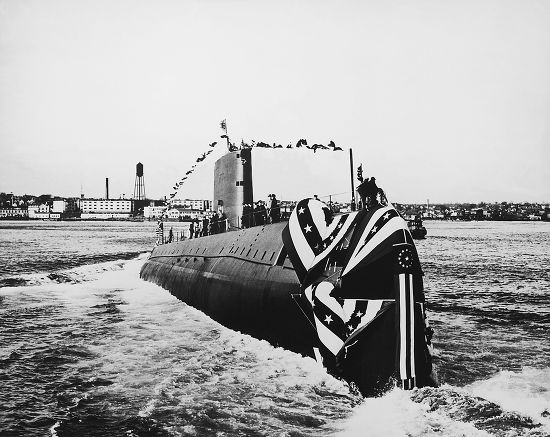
[283,198,357,281]
[394,243,419,390]
[155,223,164,245]
[342,206,408,276]
[397,272,416,389]
[304,281,393,356]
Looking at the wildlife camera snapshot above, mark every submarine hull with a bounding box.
[140,223,318,355]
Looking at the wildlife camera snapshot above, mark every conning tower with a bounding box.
[213,148,253,228]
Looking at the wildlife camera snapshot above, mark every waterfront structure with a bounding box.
[0,207,28,218]
[80,198,132,213]
[80,198,132,219]
[166,207,184,220]
[143,206,167,219]
[51,198,81,218]
[171,198,211,211]
[165,207,208,220]
[52,200,66,213]
[27,204,53,219]
[28,206,47,219]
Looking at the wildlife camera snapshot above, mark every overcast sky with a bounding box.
[1,0,549,204]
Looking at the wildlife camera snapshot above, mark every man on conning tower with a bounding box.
[356,176,388,211]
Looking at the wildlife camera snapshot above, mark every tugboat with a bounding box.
[140,149,437,396]
[408,215,427,239]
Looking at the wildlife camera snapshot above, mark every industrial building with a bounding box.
[80,198,133,219]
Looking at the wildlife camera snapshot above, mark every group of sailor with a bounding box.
[155,212,230,245]
[241,194,281,228]
[155,194,285,245]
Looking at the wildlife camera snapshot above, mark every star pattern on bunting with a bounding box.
[357,209,399,254]
[312,215,348,256]
[398,247,414,269]
[343,300,369,335]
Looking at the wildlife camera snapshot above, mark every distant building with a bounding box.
[52,200,67,213]
[80,199,132,213]
[27,204,52,219]
[80,198,132,219]
[81,212,132,219]
[171,199,211,211]
[164,206,210,221]
[143,206,167,219]
[166,207,184,220]
[38,204,51,213]
[0,207,28,218]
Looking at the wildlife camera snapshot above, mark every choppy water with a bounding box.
[1,220,549,436]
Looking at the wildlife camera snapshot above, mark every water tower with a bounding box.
[133,163,145,200]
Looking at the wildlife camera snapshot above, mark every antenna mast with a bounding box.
[349,148,356,211]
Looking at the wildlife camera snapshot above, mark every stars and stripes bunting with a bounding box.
[282,197,428,391]
[342,206,409,277]
[304,281,394,356]
[282,198,357,282]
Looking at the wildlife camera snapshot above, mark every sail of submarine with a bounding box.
[140,148,437,395]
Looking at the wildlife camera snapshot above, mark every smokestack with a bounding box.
[105,178,109,200]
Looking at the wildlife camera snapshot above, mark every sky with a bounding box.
[1,0,549,204]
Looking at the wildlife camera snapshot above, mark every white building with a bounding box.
[27,205,60,219]
[164,207,207,220]
[81,212,132,219]
[78,198,133,219]
[38,204,51,213]
[171,199,211,211]
[0,208,28,218]
[27,204,52,219]
[80,199,132,214]
[52,200,67,213]
[28,206,39,219]
[143,206,167,219]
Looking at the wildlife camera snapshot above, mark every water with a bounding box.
[1,220,549,436]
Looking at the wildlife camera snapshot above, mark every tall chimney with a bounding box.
[105,178,109,200]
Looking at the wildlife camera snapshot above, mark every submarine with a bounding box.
[140,148,436,395]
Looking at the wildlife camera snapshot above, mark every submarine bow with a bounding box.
[282,198,435,392]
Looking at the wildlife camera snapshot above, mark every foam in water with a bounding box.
[3,232,549,437]
[337,388,491,437]
[0,253,149,289]
[466,367,550,433]
[45,256,360,434]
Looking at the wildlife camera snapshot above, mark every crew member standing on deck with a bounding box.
[269,194,281,223]
[357,177,386,210]
[242,203,251,228]
[210,212,219,234]
[220,211,227,232]
[193,218,200,238]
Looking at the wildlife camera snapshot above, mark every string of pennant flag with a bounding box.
[162,120,345,213]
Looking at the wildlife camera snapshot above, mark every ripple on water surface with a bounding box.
[1,220,549,436]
